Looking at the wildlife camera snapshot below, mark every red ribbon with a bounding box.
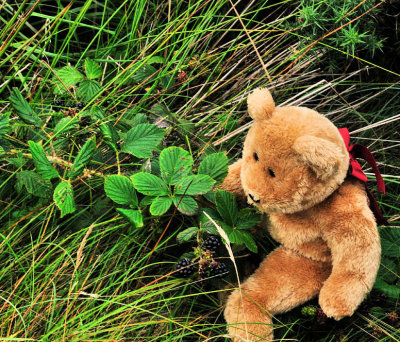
[339,128,388,225]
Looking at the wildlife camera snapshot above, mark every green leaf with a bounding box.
[374,278,400,299]
[378,258,397,283]
[150,197,172,216]
[140,196,154,206]
[121,123,164,158]
[177,227,198,244]
[159,147,193,185]
[54,117,79,135]
[199,208,220,235]
[131,172,169,196]
[198,152,228,184]
[79,79,101,101]
[240,231,258,253]
[53,181,76,217]
[116,208,143,228]
[175,174,215,196]
[132,64,157,84]
[147,56,165,64]
[104,175,138,206]
[160,74,174,90]
[203,191,216,204]
[28,141,59,180]
[173,195,198,215]
[215,190,238,226]
[236,212,261,230]
[10,88,42,126]
[84,58,102,79]
[53,66,85,95]
[381,238,400,257]
[16,170,52,198]
[68,138,96,179]
[0,114,9,136]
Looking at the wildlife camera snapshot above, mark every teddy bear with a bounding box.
[220,88,383,341]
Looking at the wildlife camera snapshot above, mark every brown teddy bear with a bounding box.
[220,88,384,341]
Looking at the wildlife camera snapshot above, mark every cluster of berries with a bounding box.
[175,236,229,281]
[52,101,86,111]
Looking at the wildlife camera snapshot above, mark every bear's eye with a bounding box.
[268,168,275,177]
[254,152,259,161]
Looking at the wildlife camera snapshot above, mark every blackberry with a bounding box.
[209,261,228,278]
[68,103,77,108]
[176,258,194,278]
[204,235,221,252]
[52,100,65,107]
[76,102,85,110]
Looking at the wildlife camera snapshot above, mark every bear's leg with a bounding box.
[224,247,331,342]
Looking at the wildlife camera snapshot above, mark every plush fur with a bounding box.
[220,88,381,342]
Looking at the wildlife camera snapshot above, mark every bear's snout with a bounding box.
[248,193,260,204]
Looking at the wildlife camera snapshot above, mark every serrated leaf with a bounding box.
[175,174,215,196]
[131,172,169,196]
[198,152,228,184]
[121,123,164,158]
[177,227,198,244]
[374,278,400,299]
[378,258,397,283]
[16,170,52,198]
[381,238,400,257]
[28,141,59,180]
[215,190,238,226]
[79,79,101,101]
[84,58,102,79]
[53,181,76,217]
[159,147,193,185]
[150,197,172,216]
[90,105,105,120]
[204,191,216,204]
[160,74,174,90]
[173,195,198,215]
[10,88,42,126]
[54,117,79,135]
[53,66,85,95]
[104,175,138,206]
[147,56,165,64]
[0,114,9,136]
[236,212,261,229]
[132,113,147,125]
[132,64,157,84]
[116,208,143,227]
[199,208,220,234]
[68,138,96,179]
[240,230,258,253]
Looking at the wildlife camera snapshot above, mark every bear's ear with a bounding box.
[293,135,345,181]
[247,88,275,121]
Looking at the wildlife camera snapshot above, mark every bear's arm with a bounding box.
[218,159,246,200]
[319,182,381,320]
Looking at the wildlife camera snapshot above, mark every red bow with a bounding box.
[339,128,388,225]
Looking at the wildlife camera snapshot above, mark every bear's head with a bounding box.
[241,88,350,214]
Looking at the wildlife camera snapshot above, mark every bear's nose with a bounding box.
[249,193,260,203]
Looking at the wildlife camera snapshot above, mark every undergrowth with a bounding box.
[0,0,399,341]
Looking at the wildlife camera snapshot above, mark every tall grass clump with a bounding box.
[0,0,399,341]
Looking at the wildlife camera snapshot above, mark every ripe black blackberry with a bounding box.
[76,102,85,110]
[204,235,220,252]
[209,261,228,278]
[176,259,194,278]
[52,100,65,107]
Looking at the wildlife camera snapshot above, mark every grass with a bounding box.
[0,0,399,341]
